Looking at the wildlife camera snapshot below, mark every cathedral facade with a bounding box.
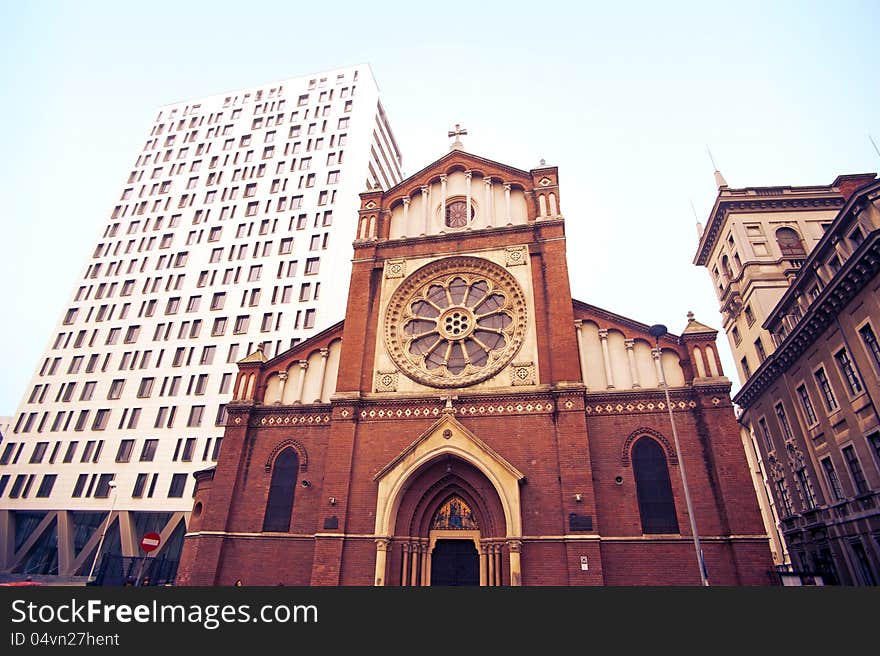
[176,147,774,586]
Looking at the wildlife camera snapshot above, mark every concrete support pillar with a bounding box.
[0,511,12,570]
[56,511,74,575]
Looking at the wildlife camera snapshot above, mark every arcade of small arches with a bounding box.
[356,167,549,241]
[574,320,697,391]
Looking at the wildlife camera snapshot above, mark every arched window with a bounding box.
[263,448,298,532]
[776,227,805,257]
[632,437,679,534]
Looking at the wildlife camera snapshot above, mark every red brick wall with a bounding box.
[179,390,772,585]
[176,152,773,586]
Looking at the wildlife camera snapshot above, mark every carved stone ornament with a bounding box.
[505,245,528,267]
[385,258,406,279]
[786,441,806,470]
[375,370,399,393]
[384,256,528,389]
[768,456,785,482]
[510,361,536,386]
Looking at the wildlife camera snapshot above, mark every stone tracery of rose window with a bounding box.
[384,257,527,388]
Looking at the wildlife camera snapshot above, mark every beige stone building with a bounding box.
[695,171,880,584]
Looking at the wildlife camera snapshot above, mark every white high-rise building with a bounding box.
[0,64,402,583]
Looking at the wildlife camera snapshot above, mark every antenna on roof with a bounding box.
[706,146,728,189]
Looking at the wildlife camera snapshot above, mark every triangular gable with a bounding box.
[384,149,534,199]
[372,413,524,539]
[374,413,524,483]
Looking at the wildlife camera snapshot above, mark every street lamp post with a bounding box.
[87,480,118,584]
[649,324,709,586]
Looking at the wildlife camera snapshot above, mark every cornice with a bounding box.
[352,219,563,253]
[764,181,880,328]
[694,194,844,266]
[734,235,880,409]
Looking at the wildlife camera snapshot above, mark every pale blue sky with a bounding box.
[1,0,878,414]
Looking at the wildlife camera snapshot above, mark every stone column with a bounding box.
[420,543,429,586]
[293,360,308,404]
[275,371,288,405]
[479,544,488,586]
[598,329,615,389]
[373,538,390,587]
[440,175,447,230]
[401,543,410,587]
[832,235,852,259]
[484,177,493,228]
[402,196,410,225]
[574,320,587,388]
[314,348,329,403]
[421,185,429,236]
[624,339,640,388]
[410,542,419,586]
[507,539,523,586]
[424,544,432,587]
[652,347,665,386]
[487,543,495,586]
[494,545,502,586]
[465,171,472,227]
[504,183,512,225]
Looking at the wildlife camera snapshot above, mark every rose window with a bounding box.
[384,257,527,388]
[445,199,474,228]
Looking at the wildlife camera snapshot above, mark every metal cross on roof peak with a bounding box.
[448,123,467,150]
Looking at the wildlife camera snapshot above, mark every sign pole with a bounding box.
[137,532,162,586]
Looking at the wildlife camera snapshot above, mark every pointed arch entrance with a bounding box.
[372,415,524,586]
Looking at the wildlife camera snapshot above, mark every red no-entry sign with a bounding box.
[140,532,161,552]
